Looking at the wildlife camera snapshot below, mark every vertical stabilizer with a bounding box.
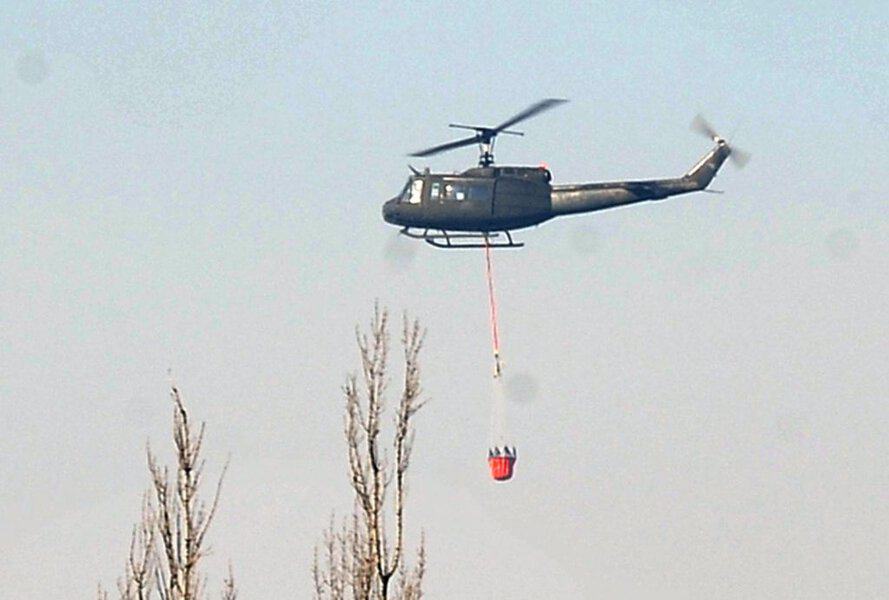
[684,141,732,190]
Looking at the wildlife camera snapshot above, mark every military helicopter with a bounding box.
[382,99,747,248]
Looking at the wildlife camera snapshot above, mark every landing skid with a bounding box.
[399,227,524,249]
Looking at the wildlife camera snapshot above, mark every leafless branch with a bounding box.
[315,305,427,599]
[115,491,158,600]
[220,564,237,600]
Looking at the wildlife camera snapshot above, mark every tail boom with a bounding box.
[550,142,731,217]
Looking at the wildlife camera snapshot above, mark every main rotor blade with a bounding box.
[493,98,568,133]
[409,134,480,158]
[449,123,485,132]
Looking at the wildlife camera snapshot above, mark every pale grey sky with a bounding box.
[1,2,887,598]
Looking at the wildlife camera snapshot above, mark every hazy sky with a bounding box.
[1,2,887,598]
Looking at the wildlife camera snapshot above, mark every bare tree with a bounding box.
[314,307,427,600]
[149,386,228,600]
[103,386,233,600]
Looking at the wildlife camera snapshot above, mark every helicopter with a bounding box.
[382,99,748,248]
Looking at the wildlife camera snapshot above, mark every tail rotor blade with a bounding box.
[691,114,719,141]
[729,146,751,168]
[692,114,750,167]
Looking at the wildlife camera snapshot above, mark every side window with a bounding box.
[441,182,469,201]
[468,184,490,201]
[430,181,441,200]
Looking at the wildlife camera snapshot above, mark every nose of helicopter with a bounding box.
[382,198,399,225]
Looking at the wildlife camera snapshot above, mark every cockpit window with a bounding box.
[401,178,488,203]
[401,178,423,204]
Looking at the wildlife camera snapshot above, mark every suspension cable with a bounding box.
[484,235,503,378]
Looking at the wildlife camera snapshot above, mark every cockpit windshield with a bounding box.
[400,177,424,204]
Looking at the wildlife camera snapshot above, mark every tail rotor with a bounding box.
[691,114,750,168]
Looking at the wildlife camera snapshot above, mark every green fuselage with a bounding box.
[382,141,731,233]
